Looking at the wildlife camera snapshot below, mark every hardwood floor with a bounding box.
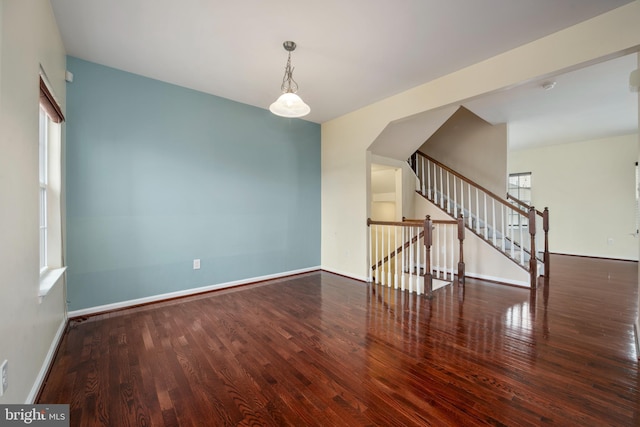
[38,255,639,426]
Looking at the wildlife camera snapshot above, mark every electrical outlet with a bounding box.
[1,359,7,396]
[193,259,201,270]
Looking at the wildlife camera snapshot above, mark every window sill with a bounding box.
[39,267,67,300]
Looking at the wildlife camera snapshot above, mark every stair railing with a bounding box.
[507,194,550,278]
[367,216,465,297]
[411,151,548,287]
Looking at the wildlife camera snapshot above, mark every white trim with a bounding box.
[39,267,66,300]
[464,272,530,288]
[320,266,368,283]
[26,316,68,404]
[68,266,321,318]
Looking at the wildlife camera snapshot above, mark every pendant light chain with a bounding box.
[281,52,299,94]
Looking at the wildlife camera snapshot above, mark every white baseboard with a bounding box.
[320,266,368,283]
[67,266,321,318]
[26,316,68,404]
[465,272,529,288]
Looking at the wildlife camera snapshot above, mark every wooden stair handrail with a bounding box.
[507,194,544,217]
[400,218,458,225]
[414,151,528,217]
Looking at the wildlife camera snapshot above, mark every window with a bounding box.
[508,172,532,228]
[508,172,531,205]
[39,106,49,272]
[38,74,66,297]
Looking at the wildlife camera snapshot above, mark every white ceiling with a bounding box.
[51,0,637,149]
[466,52,639,150]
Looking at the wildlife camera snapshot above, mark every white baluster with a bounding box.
[492,199,496,246]
[394,225,399,289]
[510,212,515,258]
[467,184,473,230]
[439,167,444,209]
[475,188,480,234]
[375,225,379,283]
[484,193,488,239]
[409,226,414,293]
[501,205,506,252]
[401,226,406,291]
[446,171,451,213]
[444,224,449,280]
[387,226,392,287]
[418,156,426,196]
[418,225,422,293]
[427,160,432,199]
[450,224,455,280]
[453,176,458,218]
[445,224,449,280]
[380,226,385,287]
[519,216,524,265]
[435,226,442,277]
[460,180,464,221]
[414,225,420,294]
[369,225,373,282]
[416,228,422,295]
[385,226,390,287]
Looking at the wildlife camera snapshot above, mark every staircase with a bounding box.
[410,151,549,288]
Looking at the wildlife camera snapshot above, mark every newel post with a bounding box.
[528,206,537,289]
[543,207,550,278]
[457,214,465,286]
[424,215,433,298]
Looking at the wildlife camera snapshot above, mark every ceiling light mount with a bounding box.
[269,40,310,118]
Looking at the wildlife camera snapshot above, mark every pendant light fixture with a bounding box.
[269,41,310,118]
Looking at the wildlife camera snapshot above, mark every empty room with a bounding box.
[1,0,640,425]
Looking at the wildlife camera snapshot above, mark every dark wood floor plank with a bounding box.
[37,255,639,426]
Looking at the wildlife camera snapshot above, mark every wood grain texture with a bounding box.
[38,255,639,426]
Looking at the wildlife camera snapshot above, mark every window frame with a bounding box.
[38,74,66,298]
[508,172,532,229]
[39,106,49,273]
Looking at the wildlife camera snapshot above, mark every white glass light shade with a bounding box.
[269,92,310,118]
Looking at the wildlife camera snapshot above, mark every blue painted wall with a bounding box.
[65,57,321,311]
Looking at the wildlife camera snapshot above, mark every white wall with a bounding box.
[0,0,67,403]
[370,154,418,223]
[419,107,508,197]
[321,2,640,280]
[509,134,639,260]
[371,167,397,221]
